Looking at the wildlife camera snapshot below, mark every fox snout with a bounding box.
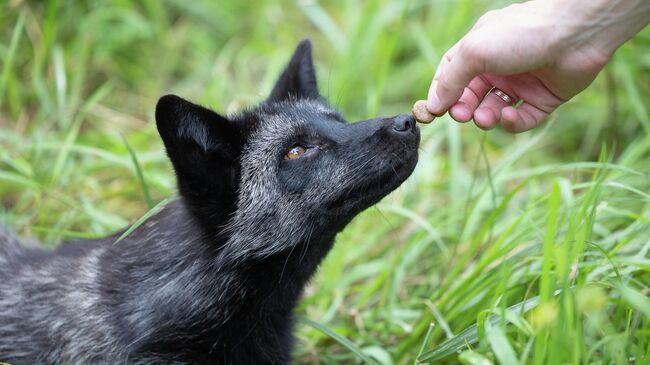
[390,114,417,134]
[355,113,420,149]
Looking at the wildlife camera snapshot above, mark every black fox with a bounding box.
[0,40,420,364]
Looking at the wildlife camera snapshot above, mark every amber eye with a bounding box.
[286,145,306,159]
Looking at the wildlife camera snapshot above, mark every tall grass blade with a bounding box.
[113,196,174,244]
[301,317,379,365]
[121,133,154,208]
[0,11,25,111]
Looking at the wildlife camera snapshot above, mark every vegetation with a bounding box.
[1,1,649,363]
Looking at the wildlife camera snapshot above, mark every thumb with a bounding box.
[427,40,484,115]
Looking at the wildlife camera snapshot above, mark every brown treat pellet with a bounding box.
[412,99,434,124]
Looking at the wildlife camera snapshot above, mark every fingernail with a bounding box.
[427,80,441,114]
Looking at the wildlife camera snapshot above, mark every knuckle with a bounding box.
[458,37,480,59]
[481,10,496,20]
[443,49,454,62]
[458,38,486,72]
[435,76,454,94]
[476,9,498,25]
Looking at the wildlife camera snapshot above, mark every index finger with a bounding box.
[427,37,486,115]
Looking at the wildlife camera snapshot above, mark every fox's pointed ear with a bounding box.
[268,39,320,102]
[156,95,233,151]
[155,94,241,179]
[155,94,242,229]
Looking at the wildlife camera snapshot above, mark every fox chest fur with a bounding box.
[0,40,419,364]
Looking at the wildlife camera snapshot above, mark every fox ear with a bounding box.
[155,94,241,182]
[155,94,242,229]
[156,95,234,152]
[268,39,320,102]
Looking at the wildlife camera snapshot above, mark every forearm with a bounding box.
[551,0,650,55]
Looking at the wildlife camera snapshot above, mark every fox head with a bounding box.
[155,40,419,260]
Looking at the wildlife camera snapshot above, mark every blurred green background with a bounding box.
[1,1,649,364]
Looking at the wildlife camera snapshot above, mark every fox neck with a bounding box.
[175,199,338,323]
[115,200,338,359]
[189,212,339,357]
[161,197,337,307]
[205,232,337,360]
[219,225,338,318]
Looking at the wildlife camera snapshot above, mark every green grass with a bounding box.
[1,1,649,364]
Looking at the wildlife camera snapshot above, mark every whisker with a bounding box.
[278,237,298,284]
[298,220,316,264]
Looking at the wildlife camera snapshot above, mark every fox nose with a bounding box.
[391,114,416,133]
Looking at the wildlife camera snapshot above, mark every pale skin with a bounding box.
[426,0,650,133]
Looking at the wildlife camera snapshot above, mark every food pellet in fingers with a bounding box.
[412,100,434,124]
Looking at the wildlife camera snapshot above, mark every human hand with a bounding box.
[426,0,650,133]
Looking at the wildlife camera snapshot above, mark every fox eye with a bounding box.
[286,145,306,160]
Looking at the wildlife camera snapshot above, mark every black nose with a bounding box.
[392,114,416,133]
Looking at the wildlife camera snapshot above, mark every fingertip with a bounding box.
[473,107,498,130]
[449,102,473,123]
[426,80,444,115]
[427,79,465,117]
[501,106,518,121]
[501,106,544,133]
[425,99,441,116]
[502,121,530,133]
[500,107,520,132]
